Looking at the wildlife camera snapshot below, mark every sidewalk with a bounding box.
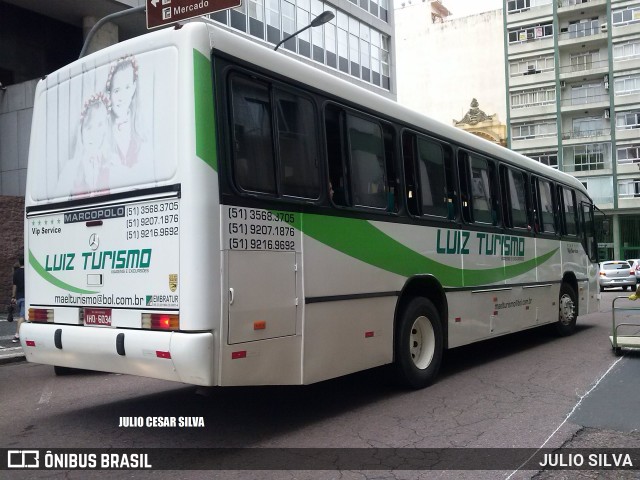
[0,314,26,365]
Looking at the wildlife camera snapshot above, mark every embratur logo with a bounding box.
[8,450,39,468]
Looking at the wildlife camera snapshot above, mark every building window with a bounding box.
[509,55,554,77]
[511,121,557,140]
[618,179,640,198]
[618,144,640,164]
[569,117,606,139]
[529,152,558,169]
[507,0,552,14]
[569,50,599,72]
[612,5,640,27]
[508,23,553,43]
[568,82,607,106]
[614,40,640,61]
[615,75,640,96]
[563,143,611,172]
[511,87,555,109]
[567,18,599,38]
[582,176,614,204]
[616,111,640,129]
[213,1,390,91]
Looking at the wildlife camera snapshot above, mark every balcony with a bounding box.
[506,0,553,25]
[616,125,640,142]
[559,93,610,113]
[558,58,609,81]
[558,26,607,48]
[557,0,607,17]
[614,88,640,108]
[561,127,610,140]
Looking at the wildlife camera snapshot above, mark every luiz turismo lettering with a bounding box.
[44,249,152,271]
[436,229,525,257]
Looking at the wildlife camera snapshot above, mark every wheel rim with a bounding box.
[559,293,575,325]
[409,315,435,370]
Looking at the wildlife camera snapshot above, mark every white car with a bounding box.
[628,259,640,280]
[598,261,637,292]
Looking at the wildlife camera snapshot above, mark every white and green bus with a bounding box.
[22,19,599,389]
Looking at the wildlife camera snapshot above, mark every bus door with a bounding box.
[225,210,298,345]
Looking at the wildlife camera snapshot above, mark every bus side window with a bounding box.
[346,114,387,209]
[416,137,449,219]
[537,178,556,234]
[382,123,398,212]
[275,89,320,199]
[229,75,277,194]
[458,152,498,225]
[324,105,349,206]
[562,187,578,236]
[503,166,529,230]
[556,185,566,234]
[457,152,473,223]
[401,132,420,216]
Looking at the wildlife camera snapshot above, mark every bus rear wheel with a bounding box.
[395,297,443,389]
[54,366,75,376]
[556,283,577,336]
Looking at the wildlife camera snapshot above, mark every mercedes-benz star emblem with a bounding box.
[89,233,100,251]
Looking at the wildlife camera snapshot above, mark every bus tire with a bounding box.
[54,366,75,376]
[556,283,577,336]
[395,297,443,389]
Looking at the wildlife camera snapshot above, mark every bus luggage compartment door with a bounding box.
[227,251,297,344]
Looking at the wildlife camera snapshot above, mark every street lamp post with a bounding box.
[274,11,335,51]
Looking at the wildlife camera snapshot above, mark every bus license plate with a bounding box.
[84,308,112,327]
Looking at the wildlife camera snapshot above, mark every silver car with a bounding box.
[598,261,637,292]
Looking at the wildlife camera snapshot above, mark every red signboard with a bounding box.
[147,0,242,29]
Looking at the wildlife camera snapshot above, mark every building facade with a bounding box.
[394,1,506,132]
[504,0,640,260]
[0,0,396,198]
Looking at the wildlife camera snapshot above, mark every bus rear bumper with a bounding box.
[20,323,215,386]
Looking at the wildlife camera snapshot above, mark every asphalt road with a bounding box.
[1,290,640,480]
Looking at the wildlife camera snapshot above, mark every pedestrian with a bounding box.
[12,256,25,343]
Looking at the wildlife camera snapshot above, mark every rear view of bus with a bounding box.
[22,24,219,385]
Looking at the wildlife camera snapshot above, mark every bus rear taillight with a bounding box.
[29,308,54,323]
[142,313,179,331]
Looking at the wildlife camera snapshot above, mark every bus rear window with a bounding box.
[31,48,179,201]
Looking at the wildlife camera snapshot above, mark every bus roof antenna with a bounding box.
[274,11,334,51]
[79,5,146,58]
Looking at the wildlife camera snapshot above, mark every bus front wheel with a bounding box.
[556,283,577,336]
[395,297,443,389]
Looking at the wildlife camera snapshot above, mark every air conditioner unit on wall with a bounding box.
[560,81,566,88]
[604,108,610,119]
[601,23,608,32]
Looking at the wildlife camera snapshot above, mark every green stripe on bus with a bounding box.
[193,49,217,171]
[298,213,558,287]
[29,250,98,295]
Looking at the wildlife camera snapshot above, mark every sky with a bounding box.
[442,0,503,17]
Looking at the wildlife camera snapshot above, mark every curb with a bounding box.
[0,352,26,365]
